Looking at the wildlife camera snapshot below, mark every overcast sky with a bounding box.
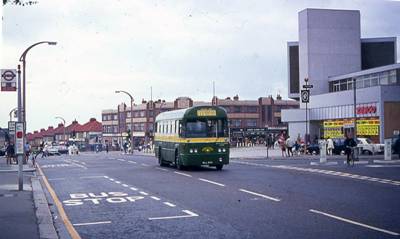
[1,0,399,131]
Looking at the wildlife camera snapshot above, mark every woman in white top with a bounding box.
[327,137,334,155]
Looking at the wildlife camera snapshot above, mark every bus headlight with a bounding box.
[190,149,193,153]
[218,148,222,153]
[222,148,226,152]
[194,149,198,153]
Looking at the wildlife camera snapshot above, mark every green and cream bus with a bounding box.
[154,106,229,170]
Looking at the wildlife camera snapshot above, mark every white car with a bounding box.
[357,138,384,155]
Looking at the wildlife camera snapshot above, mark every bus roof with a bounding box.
[155,106,227,122]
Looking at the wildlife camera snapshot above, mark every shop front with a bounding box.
[322,117,380,142]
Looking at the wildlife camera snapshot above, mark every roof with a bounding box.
[42,127,55,137]
[156,106,227,122]
[76,118,102,132]
[66,121,81,132]
[53,124,65,135]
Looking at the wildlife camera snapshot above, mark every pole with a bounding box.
[17,65,24,191]
[212,81,215,105]
[130,98,134,154]
[353,78,358,159]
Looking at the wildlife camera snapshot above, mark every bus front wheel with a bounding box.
[216,165,223,170]
[158,147,166,166]
[175,150,183,170]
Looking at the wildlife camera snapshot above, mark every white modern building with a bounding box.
[282,9,400,143]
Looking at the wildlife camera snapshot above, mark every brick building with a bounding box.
[102,95,298,148]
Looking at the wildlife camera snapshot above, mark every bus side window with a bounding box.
[155,123,158,133]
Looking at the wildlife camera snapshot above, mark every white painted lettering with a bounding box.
[84,198,102,204]
[63,199,84,206]
[125,196,144,202]
[106,197,127,203]
[108,192,128,197]
[70,193,88,199]
[88,192,108,198]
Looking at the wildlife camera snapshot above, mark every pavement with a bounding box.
[1,148,400,239]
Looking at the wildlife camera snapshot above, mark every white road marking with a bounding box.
[128,161,137,164]
[198,178,225,187]
[309,209,399,236]
[48,178,66,181]
[73,221,112,226]
[164,202,176,207]
[103,176,109,178]
[139,191,149,196]
[122,184,129,187]
[156,167,169,171]
[366,165,400,168]
[231,160,400,186]
[239,189,281,202]
[373,159,400,164]
[141,163,149,166]
[117,159,125,162]
[109,178,115,181]
[130,187,138,191]
[80,176,105,179]
[174,171,192,177]
[151,196,161,201]
[148,210,199,220]
[115,181,121,184]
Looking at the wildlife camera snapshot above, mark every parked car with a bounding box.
[332,138,346,155]
[392,136,400,155]
[306,143,320,155]
[56,145,68,154]
[357,137,384,155]
[46,146,61,156]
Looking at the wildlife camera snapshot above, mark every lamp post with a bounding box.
[19,41,57,132]
[55,116,66,144]
[115,90,134,154]
[9,107,17,121]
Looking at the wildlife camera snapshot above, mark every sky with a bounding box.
[1,0,399,132]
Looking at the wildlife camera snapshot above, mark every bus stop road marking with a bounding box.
[130,187,138,191]
[309,209,399,236]
[239,189,280,202]
[139,191,149,196]
[148,210,199,221]
[174,171,192,177]
[151,196,161,201]
[73,221,112,226]
[198,178,225,187]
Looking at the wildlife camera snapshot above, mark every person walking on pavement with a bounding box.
[278,134,287,157]
[105,144,109,153]
[286,136,294,157]
[6,143,15,165]
[326,137,334,156]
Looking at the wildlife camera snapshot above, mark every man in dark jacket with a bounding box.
[344,135,357,164]
[6,143,15,165]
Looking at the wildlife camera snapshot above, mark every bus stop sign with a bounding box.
[301,90,310,103]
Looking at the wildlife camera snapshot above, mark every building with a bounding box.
[282,8,400,143]
[102,95,299,148]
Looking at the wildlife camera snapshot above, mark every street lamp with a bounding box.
[115,90,134,154]
[9,107,17,121]
[55,116,66,144]
[19,41,57,131]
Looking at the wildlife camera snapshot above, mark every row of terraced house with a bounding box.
[26,118,102,151]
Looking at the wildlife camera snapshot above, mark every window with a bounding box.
[247,106,257,113]
[184,119,228,138]
[246,119,257,127]
[231,119,241,127]
[140,111,145,117]
[233,106,241,113]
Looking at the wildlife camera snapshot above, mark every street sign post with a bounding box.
[8,121,16,144]
[301,90,310,103]
[302,85,314,89]
[1,69,17,91]
[15,122,24,155]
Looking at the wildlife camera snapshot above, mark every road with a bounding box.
[37,152,400,239]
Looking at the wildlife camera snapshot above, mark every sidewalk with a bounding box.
[0,158,58,239]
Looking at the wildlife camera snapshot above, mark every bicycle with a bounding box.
[346,146,356,166]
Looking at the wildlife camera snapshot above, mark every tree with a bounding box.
[3,0,38,6]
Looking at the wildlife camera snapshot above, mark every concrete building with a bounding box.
[282,8,400,143]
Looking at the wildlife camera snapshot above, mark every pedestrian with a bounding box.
[286,136,294,157]
[6,143,15,165]
[278,134,287,157]
[327,137,334,155]
[24,142,31,164]
[105,144,109,153]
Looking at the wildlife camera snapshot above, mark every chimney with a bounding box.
[58,123,64,127]
[142,99,147,104]
[40,129,46,132]
[233,95,239,101]
[90,118,96,122]
[276,94,282,100]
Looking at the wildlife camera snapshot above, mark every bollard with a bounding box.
[319,140,327,163]
[384,139,392,161]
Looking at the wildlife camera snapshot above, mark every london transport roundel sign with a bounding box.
[1,69,17,91]
[1,70,16,81]
[301,90,310,103]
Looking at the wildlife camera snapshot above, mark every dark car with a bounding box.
[332,138,346,155]
[392,136,400,156]
[0,148,5,156]
[306,143,320,155]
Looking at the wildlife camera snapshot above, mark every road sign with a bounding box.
[302,84,313,89]
[301,90,310,103]
[8,121,16,144]
[1,69,17,91]
[15,122,24,155]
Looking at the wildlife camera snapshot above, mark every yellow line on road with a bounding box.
[37,164,81,239]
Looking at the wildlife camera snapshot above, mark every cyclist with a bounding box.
[344,134,357,165]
